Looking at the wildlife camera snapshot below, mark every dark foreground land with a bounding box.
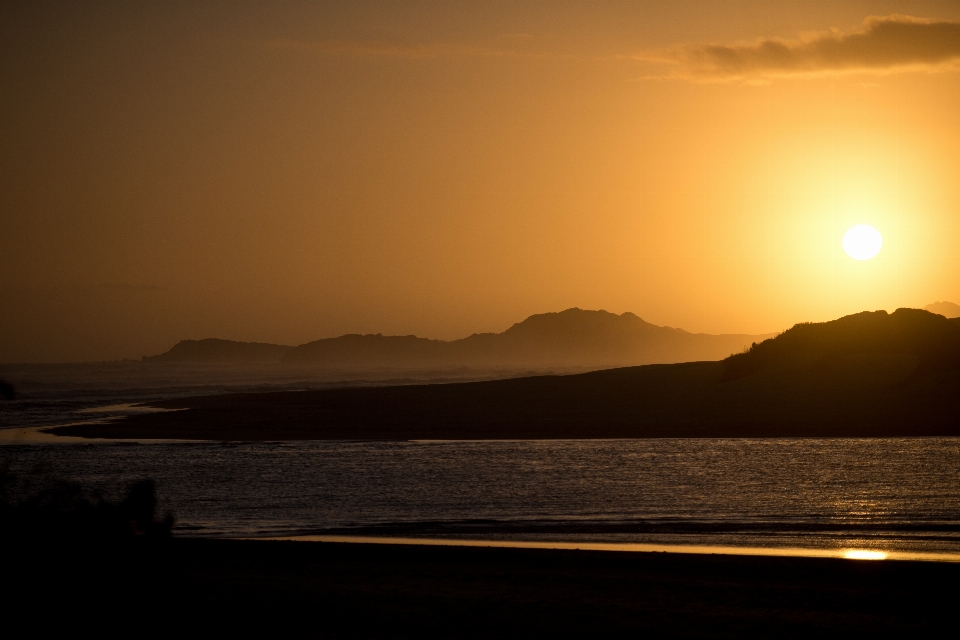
[7,539,958,636]
[50,358,960,440]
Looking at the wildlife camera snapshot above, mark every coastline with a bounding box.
[255,534,960,563]
[44,361,960,441]
[10,537,958,634]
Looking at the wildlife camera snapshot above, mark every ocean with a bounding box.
[3,436,959,558]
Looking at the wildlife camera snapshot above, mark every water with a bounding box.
[0,362,555,429]
[3,438,959,556]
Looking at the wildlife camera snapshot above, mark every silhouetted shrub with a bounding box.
[0,467,174,541]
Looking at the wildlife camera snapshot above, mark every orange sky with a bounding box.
[3,1,960,362]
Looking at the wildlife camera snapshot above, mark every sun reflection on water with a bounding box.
[843,550,888,560]
[263,536,960,562]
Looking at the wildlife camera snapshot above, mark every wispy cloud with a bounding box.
[268,16,960,80]
[642,15,960,80]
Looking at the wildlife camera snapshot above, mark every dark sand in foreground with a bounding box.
[50,360,960,440]
[9,538,957,635]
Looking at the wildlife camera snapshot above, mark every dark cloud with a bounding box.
[668,15,960,79]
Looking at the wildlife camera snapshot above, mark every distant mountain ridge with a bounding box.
[924,301,960,318]
[144,308,776,368]
[142,339,293,363]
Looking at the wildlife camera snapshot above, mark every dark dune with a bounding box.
[7,538,958,635]
[722,308,960,381]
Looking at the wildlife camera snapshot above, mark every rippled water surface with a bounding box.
[3,438,959,555]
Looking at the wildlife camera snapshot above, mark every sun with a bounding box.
[842,224,882,260]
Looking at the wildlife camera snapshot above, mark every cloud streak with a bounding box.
[268,16,960,80]
[656,15,960,80]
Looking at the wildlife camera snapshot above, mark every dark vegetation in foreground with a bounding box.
[51,308,960,440]
[4,538,957,636]
[0,469,173,541]
[2,463,953,634]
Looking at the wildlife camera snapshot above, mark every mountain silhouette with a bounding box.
[142,338,293,363]
[924,300,960,318]
[283,309,776,367]
[60,308,960,441]
[144,309,774,368]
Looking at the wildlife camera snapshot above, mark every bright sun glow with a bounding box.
[842,224,883,260]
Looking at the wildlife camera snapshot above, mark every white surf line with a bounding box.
[0,403,195,445]
[0,423,212,445]
[76,402,180,414]
[255,535,960,563]
[0,425,96,444]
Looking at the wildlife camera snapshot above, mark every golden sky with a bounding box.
[3,1,960,362]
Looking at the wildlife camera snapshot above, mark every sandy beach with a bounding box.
[9,538,958,635]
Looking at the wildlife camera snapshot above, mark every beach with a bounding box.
[9,538,957,635]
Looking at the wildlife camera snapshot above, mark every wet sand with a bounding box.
[264,535,960,563]
[48,361,960,440]
[9,538,958,635]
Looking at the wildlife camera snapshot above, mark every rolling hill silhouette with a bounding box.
[60,308,960,440]
[141,339,293,363]
[144,308,774,369]
[722,307,960,381]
